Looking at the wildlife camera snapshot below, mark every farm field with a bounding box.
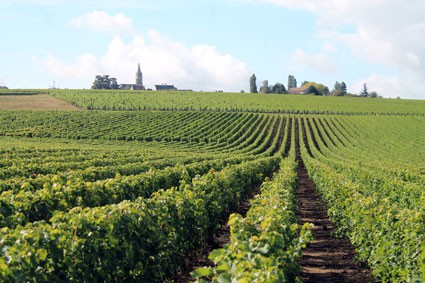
[0,94,80,110]
[48,89,425,115]
[0,92,424,282]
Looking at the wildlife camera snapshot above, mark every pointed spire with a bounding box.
[136,62,143,86]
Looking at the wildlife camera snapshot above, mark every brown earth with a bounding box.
[171,188,258,283]
[176,117,372,283]
[0,95,81,110]
[295,117,371,282]
[296,159,371,283]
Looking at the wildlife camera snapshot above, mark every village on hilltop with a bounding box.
[91,63,179,91]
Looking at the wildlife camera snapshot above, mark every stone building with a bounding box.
[119,63,145,90]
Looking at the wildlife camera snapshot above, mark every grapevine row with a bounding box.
[0,157,279,282]
[194,133,312,282]
[298,115,425,281]
[0,155,259,229]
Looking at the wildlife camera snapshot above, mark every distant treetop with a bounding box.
[250,74,258,93]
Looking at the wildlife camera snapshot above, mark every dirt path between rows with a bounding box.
[294,117,371,283]
[172,186,261,282]
[296,159,371,282]
[175,116,371,282]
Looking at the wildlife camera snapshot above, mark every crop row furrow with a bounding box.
[195,158,312,282]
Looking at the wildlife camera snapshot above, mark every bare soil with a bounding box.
[0,95,81,110]
[296,159,371,283]
[283,117,292,157]
[174,117,372,282]
[171,188,259,283]
[295,117,371,283]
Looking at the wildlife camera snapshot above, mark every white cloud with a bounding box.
[352,73,425,99]
[259,0,316,11]
[33,53,99,80]
[260,0,425,99]
[34,29,250,91]
[69,11,134,34]
[291,48,336,74]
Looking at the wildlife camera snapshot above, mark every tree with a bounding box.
[323,86,330,96]
[259,80,270,94]
[360,83,368,97]
[92,75,103,89]
[340,82,347,95]
[110,78,118,90]
[249,74,258,93]
[302,81,329,96]
[331,81,347,96]
[287,75,297,90]
[271,82,287,94]
[101,75,111,89]
[333,81,341,91]
[369,91,378,98]
[92,75,119,89]
[306,85,320,95]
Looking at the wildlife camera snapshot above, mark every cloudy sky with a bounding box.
[1,0,425,99]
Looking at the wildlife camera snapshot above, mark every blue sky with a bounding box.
[1,0,425,99]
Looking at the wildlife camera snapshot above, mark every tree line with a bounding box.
[249,74,380,97]
[92,75,119,90]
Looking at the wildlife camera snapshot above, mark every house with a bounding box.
[155,84,177,91]
[119,84,145,90]
[288,86,309,94]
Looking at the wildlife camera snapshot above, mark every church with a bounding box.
[119,63,145,90]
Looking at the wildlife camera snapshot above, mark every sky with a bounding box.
[1,0,425,99]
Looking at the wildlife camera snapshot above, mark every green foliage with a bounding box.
[0,90,43,95]
[299,115,425,282]
[305,158,424,282]
[302,81,329,96]
[249,74,258,93]
[0,156,279,282]
[91,75,119,90]
[194,159,313,282]
[369,91,379,98]
[259,80,270,94]
[47,89,425,114]
[306,85,320,96]
[287,75,297,90]
[271,82,287,94]
[0,100,424,282]
[331,81,347,96]
[360,83,368,97]
[0,159,250,228]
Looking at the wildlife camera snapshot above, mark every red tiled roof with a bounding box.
[289,87,308,93]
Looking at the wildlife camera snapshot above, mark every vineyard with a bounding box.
[0,93,424,282]
[48,89,425,115]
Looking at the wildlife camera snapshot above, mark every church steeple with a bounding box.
[135,63,143,86]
